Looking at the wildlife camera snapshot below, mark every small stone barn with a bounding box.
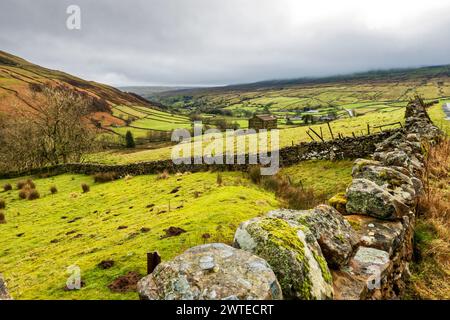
[248,114,277,130]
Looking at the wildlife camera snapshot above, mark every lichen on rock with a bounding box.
[352,163,417,206]
[346,178,410,220]
[234,217,333,299]
[267,205,358,268]
[137,243,282,300]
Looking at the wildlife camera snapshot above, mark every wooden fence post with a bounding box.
[306,130,315,141]
[327,122,335,140]
[309,127,324,142]
[147,252,161,274]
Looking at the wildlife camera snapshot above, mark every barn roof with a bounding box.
[253,114,277,121]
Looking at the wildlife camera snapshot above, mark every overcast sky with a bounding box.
[1,0,450,87]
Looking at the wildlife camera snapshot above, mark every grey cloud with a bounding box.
[1,0,450,86]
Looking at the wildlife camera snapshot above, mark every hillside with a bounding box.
[148,64,450,119]
[0,51,150,126]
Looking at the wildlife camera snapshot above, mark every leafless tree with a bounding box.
[0,85,99,172]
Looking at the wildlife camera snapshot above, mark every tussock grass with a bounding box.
[248,160,352,210]
[81,183,90,193]
[27,189,40,201]
[407,138,450,299]
[157,170,170,180]
[93,172,120,183]
[0,211,6,224]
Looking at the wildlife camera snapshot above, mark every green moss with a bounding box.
[328,192,347,213]
[254,218,314,299]
[258,218,305,257]
[312,251,333,285]
[379,169,388,179]
[335,233,345,243]
[348,220,361,231]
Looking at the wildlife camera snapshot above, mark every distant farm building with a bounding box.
[248,114,277,130]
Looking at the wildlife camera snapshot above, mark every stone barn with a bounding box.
[248,114,277,130]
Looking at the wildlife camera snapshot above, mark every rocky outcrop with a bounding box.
[0,274,12,300]
[137,243,282,300]
[234,217,333,299]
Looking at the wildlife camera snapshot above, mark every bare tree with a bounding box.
[0,85,99,172]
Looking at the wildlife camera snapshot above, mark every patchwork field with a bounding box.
[87,106,406,164]
[110,105,191,138]
[153,67,450,118]
[0,160,352,300]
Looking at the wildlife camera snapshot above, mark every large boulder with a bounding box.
[349,246,390,281]
[137,243,282,300]
[267,205,358,268]
[333,246,391,300]
[352,164,416,206]
[344,215,405,255]
[234,217,333,300]
[346,179,410,220]
[0,274,12,300]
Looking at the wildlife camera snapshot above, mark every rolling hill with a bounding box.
[0,50,151,126]
[148,64,450,119]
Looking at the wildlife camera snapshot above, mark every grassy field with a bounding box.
[110,105,191,138]
[279,160,353,199]
[87,106,406,164]
[0,159,353,300]
[429,100,450,135]
[0,171,279,299]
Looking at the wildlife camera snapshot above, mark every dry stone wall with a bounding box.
[0,129,399,179]
[137,100,443,300]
